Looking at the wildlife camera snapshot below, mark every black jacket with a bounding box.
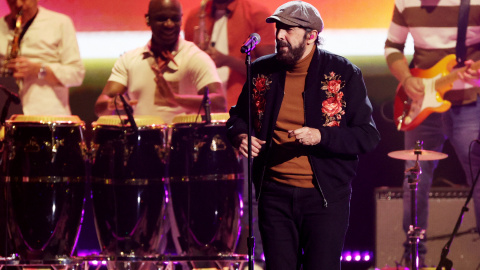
[226,47,380,206]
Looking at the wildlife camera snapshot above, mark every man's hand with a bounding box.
[288,127,321,146]
[7,57,40,79]
[236,133,266,158]
[402,76,425,101]
[151,57,179,106]
[205,46,228,68]
[457,59,480,86]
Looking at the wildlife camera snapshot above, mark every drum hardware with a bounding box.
[210,135,227,151]
[24,137,41,152]
[388,141,448,270]
[80,141,89,162]
[122,136,131,166]
[49,124,59,162]
[202,87,211,124]
[0,254,85,269]
[193,139,202,163]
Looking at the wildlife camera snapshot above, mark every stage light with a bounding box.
[341,250,373,263]
[363,251,372,261]
[343,251,352,262]
[353,251,361,261]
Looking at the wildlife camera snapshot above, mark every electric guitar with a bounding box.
[393,54,480,131]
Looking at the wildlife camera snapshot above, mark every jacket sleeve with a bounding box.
[226,82,250,147]
[316,67,380,155]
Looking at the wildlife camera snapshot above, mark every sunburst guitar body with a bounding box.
[393,54,480,131]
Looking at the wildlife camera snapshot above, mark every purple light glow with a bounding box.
[341,250,372,262]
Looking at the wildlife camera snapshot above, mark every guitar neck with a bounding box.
[435,60,480,92]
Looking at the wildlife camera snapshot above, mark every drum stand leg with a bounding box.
[405,151,425,270]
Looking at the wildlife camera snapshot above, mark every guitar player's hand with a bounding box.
[403,76,425,101]
[457,60,480,86]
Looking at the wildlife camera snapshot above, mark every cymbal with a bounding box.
[388,149,448,161]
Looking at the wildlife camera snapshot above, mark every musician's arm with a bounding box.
[94,81,127,116]
[386,52,424,100]
[161,81,226,113]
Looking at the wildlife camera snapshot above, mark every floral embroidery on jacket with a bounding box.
[321,71,346,127]
[252,74,272,131]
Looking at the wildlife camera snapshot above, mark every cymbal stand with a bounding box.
[405,141,426,270]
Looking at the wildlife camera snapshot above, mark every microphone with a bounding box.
[0,84,20,104]
[117,94,138,132]
[203,87,211,124]
[240,33,261,53]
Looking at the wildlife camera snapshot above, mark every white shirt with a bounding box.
[108,38,223,124]
[0,7,85,115]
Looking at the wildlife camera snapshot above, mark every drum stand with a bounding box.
[405,155,425,270]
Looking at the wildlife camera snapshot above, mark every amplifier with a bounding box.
[375,187,480,269]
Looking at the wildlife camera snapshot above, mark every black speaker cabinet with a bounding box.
[375,187,480,269]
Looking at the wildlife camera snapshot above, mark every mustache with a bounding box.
[276,40,291,49]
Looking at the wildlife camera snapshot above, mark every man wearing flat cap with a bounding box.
[227,1,380,269]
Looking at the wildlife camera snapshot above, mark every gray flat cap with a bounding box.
[266,1,324,32]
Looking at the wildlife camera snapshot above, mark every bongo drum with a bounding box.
[167,113,244,268]
[90,115,168,261]
[1,115,88,261]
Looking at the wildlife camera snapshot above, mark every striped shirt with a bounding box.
[385,0,480,103]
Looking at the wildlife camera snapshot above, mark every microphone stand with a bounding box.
[436,159,480,270]
[118,94,138,133]
[244,49,254,270]
[203,87,211,124]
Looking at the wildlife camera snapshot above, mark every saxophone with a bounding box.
[1,8,23,77]
[193,0,211,51]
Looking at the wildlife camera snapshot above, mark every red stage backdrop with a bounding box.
[0,0,394,31]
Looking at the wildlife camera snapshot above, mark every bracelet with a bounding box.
[402,76,413,86]
[38,64,46,80]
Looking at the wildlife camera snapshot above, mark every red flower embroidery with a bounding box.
[255,77,268,92]
[252,74,272,131]
[322,97,343,117]
[256,96,266,114]
[327,80,342,93]
[321,72,346,127]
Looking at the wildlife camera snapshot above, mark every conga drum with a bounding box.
[167,113,244,268]
[1,115,88,261]
[90,115,168,264]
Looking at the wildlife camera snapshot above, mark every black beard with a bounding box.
[276,40,307,68]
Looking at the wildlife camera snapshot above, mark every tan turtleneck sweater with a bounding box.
[267,46,316,188]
